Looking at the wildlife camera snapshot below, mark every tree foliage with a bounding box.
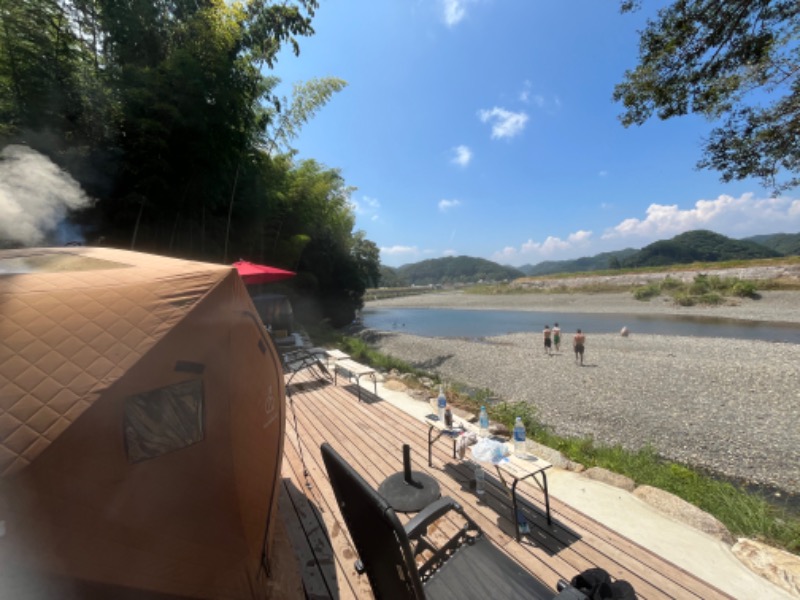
[378,265,408,288]
[0,0,375,326]
[743,232,800,256]
[615,1,800,192]
[519,248,638,276]
[623,230,781,268]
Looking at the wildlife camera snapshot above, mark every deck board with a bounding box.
[279,370,732,599]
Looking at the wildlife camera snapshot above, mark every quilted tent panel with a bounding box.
[0,247,232,476]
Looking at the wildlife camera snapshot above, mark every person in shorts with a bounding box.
[553,322,561,352]
[573,328,586,365]
[543,325,552,355]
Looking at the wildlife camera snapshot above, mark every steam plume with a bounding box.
[0,145,93,246]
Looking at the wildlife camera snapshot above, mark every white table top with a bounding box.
[424,415,468,433]
[492,453,552,477]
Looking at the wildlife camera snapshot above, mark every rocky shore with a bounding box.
[365,290,800,496]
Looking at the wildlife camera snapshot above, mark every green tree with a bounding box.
[614,1,800,192]
[0,0,100,143]
[378,265,408,288]
[265,77,348,153]
[0,0,379,329]
[351,231,381,289]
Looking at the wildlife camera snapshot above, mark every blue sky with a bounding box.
[274,0,800,268]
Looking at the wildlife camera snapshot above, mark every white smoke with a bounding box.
[0,144,93,246]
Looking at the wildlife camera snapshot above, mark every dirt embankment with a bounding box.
[513,263,800,290]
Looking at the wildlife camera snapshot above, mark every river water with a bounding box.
[362,307,800,344]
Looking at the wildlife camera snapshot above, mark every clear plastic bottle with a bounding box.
[475,464,485,495]
[479,406,489,438]
[513,417,526,457]
[437,385,446,423]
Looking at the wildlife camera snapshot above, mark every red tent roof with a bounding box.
[233,260,296,284]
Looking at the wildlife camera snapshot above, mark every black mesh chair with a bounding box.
[320,442,588,600]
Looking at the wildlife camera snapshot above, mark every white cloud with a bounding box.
[441,0,467,27]
[438,198,462,212]
[451,145,472,167]
[602,193,800,241]
[518,81,559,111]
[491,230,594,264]
[490,192,800,267]
[350,195,381,221]
[477,107,529,139]
[519,80,532,103]
[381,245,418,256]
[442,249,457,256]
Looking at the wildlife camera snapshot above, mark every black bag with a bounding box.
[570,568,636,600]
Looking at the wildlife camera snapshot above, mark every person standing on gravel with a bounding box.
[573,329,586,365]
[543,325,553,355]
[553,322,561,352]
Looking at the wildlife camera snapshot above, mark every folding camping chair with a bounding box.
[269,329,329,385]
[320,442,588,600]
[279,347,331,385]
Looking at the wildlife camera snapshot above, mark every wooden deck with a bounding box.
[278,370,733,599]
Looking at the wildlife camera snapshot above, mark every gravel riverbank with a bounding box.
[367,289,800,323]
[365,291,800,496]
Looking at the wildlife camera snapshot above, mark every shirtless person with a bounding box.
[573,329,586,365]
[543,325,552,356]
[553,322,561,352]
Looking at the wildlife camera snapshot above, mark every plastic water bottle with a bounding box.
[479,406,489,438]
[475,464,485,495]
[437,385,446,423]
[513,417,526,457]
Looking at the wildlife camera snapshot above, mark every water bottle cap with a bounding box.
[481,405,485,410]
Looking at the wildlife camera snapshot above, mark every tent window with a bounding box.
[124,379,205,463]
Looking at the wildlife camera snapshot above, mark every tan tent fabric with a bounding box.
[0,247,286,599]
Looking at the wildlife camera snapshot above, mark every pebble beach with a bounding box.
[366,291,800,496]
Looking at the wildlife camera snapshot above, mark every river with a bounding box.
[362,307,800,344]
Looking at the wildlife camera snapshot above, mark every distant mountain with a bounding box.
[623,230,780,268]
[380,230,796,287]
[396,256,525,286]
[743,233,800,256]
[518,248,638,276]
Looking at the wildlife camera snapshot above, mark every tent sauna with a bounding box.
[0,247,288,598]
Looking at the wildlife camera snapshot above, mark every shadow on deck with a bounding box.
[279,370,732,599]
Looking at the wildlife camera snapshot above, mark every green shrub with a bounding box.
[672,292,696,306]
[697,292,723,305]
[706,275,728,291]
[660,276,682,290]
[339,336,424,374]
[490,400,540,434]
[689,274,711,295]
[633,283,660,301]
[731,280,759,298]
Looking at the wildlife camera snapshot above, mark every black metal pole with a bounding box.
[403,444,412,483]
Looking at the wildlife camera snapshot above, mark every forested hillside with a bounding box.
[397,256,523,286]
[744,233,800,256]
[519,248,638,276]
[379,265,409,288]
[0,0,378,326]
[383,229,797,286]
[622,230,780,268]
